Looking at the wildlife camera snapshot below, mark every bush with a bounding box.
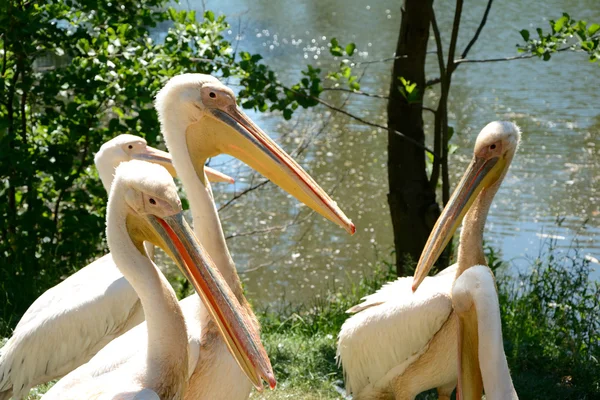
[499,238,600,398]
[0,0,325,335]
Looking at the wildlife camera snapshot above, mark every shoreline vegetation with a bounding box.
[3,238,598,400]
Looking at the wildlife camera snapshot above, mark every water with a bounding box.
[168,0,599,306]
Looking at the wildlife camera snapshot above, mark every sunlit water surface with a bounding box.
[158,0,599,306]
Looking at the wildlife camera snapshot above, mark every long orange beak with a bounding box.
[147,212,275,390]
[187,105,355,235]
[412,155,506,291]
[133,146,234,184]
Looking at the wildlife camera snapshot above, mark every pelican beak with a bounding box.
[132,146,234,184]
[144,211,275,391]
[457,306,484,400]
[412,155,506,291]
[205,166,235,184]
[132,146,177,177]
[187,105,355,235]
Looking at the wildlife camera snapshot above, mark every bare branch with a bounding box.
[430,10,447,78]
[321,87,389,99]
[218,179,269,212]
[423,106,437,115]
[460,0,494,60]
[446,0,463,74]
[429,8,446,190]
[353,55,406,65]
[455,45,575,64]
[226,210,313,240]
[455,53,537,64]
[281,84,438,157]
[425,77,441,87]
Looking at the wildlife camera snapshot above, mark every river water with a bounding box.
[167,0,599,306]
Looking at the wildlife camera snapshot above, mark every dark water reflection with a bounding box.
[165,0,599,306]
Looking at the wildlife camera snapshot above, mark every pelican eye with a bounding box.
[490,144,496,150]
[209,92,216,98]
[149,198,156,205]
[128,145,133,149]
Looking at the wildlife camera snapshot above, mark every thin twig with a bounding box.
[460,0,494,60]
[226,210,313,240]
[456,53,537,63]
[218,179,269,212]
[455,45,575,64]
[429,8,446,189]
[321,87,388,99]
[353,55,406,65]
[280,84,437,157]
[425,77,441,87]
[423,106,437,115]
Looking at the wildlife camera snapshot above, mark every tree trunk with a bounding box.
[387,0,440,276]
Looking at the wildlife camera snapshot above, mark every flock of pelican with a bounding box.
[0,71,520,400]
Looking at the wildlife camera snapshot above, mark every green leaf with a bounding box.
[168,8,177,21]
[345,43,356,56]
[553,16,568,33]
[520,29,530,42]
[588,23,600,36]
[282,108,293,120]
[205,10,215,22]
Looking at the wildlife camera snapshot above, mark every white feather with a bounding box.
[338,264,457,396]
[0,254,143,399]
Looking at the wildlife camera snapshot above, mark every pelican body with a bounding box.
[452,266,518,400]
[0,135,233,400]
[338,121,520,399]
[42,160,273,399]
[36,74,354,400]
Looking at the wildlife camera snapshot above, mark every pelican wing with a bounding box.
[347,264,457,313]
[0,254,144,399]
[42,295,204,400]
[337,265,456,395]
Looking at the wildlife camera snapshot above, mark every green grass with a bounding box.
[2,242,599,399]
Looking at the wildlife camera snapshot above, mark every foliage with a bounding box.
[499,238,600,398]
[518,13,600,63]
[0,0,324,335]
[397,77,420,104]
[325,38,360,91]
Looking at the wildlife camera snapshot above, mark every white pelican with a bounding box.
[42,160,273,399]
[337,121,520,399]
[0,135,234,400]
[452,265,518,400]
[35,74,355,400]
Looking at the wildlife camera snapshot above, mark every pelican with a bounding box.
[42,160,273,399]
[0,134,234,400]
[37,74,355,400]
[452,265,518,400]
[337,121,520,399]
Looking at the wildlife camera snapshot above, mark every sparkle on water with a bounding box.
[163,0,600,306]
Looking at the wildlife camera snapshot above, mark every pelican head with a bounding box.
[155,74,355,235]
[412,122,520,291]
[111,160,275,391]
[95,134,234,193]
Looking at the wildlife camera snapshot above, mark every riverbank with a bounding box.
[3,241,598,399]
[253,240,599,399]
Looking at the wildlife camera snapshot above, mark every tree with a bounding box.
[0,0,325,334]
[321,1,599,276]
[386,0,439,276]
